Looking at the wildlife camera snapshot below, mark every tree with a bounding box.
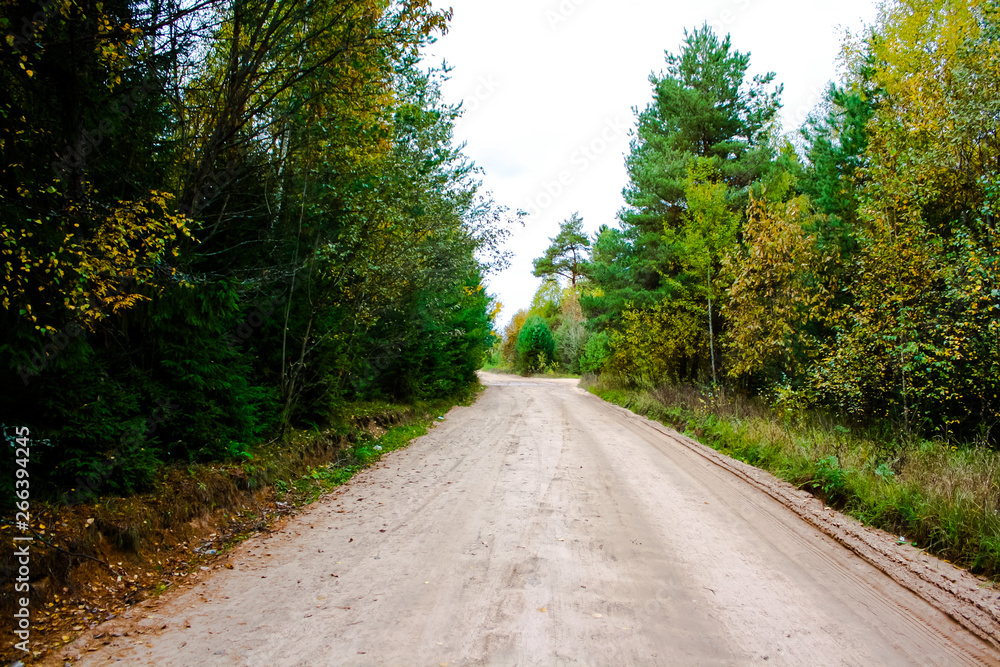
[587,25,781,384]
[500,310,529,368]
[515,316,555,375]
[622,24,782,237]
[670,157,742,383]
[532,212,591,286]
[0,0,512,500]
[554,288,587,373]
[725,194,841,386]
[811,0,1000,437]
[579,331,611,375]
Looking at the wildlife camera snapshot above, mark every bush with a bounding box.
[515,316,555,375]
[579,330,611,374]
[555,318,588,373]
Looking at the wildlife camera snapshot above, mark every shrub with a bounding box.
[555,318,588,373]
[515,316,555,375]
[579,330,611,374]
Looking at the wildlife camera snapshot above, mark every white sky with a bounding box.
[423,0,881,327]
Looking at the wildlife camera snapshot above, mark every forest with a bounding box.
[489,0,1000,574]
[5,0,1000,659]
[2,0,999,576]
[0,0,511,502]
[499,0,999,448]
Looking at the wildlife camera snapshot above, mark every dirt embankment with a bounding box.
[42,373,1000,665]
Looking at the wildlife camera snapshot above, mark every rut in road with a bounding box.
[63,373,1000,666]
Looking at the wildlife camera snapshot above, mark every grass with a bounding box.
[286,419,438,504]
[483,362,581,380]
[584,376,1000,580]
[0,385,480,664]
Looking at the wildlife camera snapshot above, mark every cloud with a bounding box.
[426,0,880,326]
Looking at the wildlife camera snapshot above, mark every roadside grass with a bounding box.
[0,386,479,664]
[584,377,1000,580]
[482,363,581,380]
[286,415,443,505]
[535,370,582,379]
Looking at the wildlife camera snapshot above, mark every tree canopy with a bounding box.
[532,212,591,287]
[578,3,999,443]
[0,0,511,500]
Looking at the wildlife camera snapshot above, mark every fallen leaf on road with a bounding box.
[538,607,547,613]
[593,613,602,618]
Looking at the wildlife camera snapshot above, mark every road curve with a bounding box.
[69,373,1000,665]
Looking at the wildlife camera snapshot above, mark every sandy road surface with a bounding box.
[68,373,1000,665]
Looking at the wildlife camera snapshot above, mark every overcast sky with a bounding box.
[423,0,881,326]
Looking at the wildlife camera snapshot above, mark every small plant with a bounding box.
[811,456,846,499]
[874,462,895,479]
[514,316,555,375]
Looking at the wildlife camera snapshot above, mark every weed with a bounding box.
[811,456,847,501]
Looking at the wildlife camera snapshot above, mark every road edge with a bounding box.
[584,388,1000,656]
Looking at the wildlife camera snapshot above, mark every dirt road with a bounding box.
[69,373,1000,665]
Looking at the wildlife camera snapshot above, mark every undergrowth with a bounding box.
[584,377,1000,580]
[0,386,478,664]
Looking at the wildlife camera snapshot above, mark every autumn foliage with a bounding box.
[0,0,509,499]
[585,2,1000,444]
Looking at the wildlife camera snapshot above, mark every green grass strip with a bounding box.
[588,383,1000,580]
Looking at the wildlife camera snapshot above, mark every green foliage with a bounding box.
[515,316,555,375]
[0,0,507,503]
[622,23,781,237]
[811,456,847,501]
[589,380,1000,578]
[725,193,842,386]
[580,7,999,447]
[500,310,529,369]
[554,319,587,374]
[528,280,564,327]
[588,24,780,385]
[808,0,1000,438]
[579,330,611,375]
[610,301,706,384]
